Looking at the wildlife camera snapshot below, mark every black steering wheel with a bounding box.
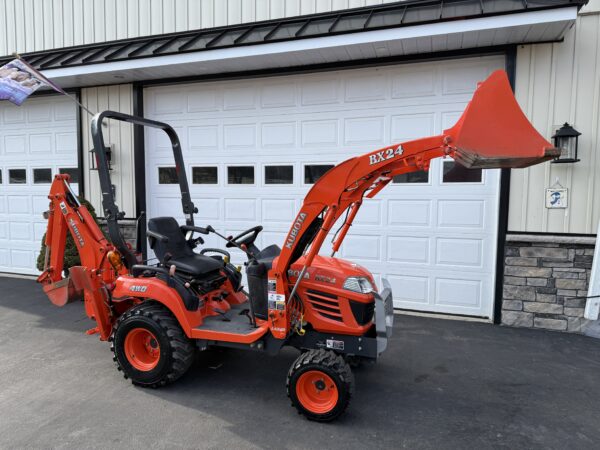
[226,225,263,248]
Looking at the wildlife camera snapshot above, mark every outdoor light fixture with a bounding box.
[90,145,113,171]
[552,123,581,163]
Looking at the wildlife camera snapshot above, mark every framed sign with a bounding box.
[545,188,568,208]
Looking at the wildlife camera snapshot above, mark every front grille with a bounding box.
[306,289,342,322]
[350,300,375,325]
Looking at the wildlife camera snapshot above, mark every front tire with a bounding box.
[111,302,195,388]
[286,349,354,422]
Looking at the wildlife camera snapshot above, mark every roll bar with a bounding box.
[90,111,197,268]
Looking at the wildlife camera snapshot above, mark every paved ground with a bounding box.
[0,277,599,450]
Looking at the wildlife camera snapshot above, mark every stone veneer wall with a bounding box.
[99,219,138,248]
[501,234,595,333]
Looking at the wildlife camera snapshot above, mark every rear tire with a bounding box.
[286,349,354,422]
[111,302,195,388]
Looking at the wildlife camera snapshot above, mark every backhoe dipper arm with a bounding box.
[90,111,198,268]
[274,70,560,301]
[38,175,113,285]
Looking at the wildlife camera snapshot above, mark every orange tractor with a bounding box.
[37,71,558,421]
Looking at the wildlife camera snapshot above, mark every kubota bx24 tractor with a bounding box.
[37,71,559,421]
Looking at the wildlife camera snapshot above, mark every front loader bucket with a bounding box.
[446,70,560,169]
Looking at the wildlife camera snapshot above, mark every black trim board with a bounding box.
[493,46,517,325]
[74,88,85,197]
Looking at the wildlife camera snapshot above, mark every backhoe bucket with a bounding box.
[41,267,89,307]
[446,70,560,169]
[42,278,82,307]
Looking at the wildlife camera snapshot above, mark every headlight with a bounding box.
[343,277,374,294]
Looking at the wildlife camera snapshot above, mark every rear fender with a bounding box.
[113,276,203,337]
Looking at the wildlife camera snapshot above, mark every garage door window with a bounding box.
[228,166,254,184]
[192,166,218,184]
[393,170,429,184]
[158,167,178,184]
[9,169,27,184]
[442,161,482,183]
[59,168,79,184]
[33,168,52,184]
[304,164,333,184]
[265,165,293,184]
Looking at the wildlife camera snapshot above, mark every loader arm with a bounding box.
[274,70,560,301]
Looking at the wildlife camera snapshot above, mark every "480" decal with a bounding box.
[368,145,404,165]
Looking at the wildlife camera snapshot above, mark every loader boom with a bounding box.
[273,70,560,303]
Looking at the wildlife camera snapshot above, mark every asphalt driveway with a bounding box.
[0,276,598,449]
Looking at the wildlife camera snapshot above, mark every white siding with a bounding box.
[81,84,135,218]
[510,11,600,234]
[0,0,396,56]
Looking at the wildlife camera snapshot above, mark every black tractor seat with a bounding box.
[165,254,223,277]
[147,217,224,277]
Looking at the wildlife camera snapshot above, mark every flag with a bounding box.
[0,58,48,106]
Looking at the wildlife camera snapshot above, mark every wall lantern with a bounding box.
[90,145,113,171]
[552,123,581,163]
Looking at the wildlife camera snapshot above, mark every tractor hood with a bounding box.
[287,255,376,291]
[445,70,560,169]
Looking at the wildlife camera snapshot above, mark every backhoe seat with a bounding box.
[147,217,223,277]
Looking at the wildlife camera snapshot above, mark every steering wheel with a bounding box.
[226,225,263,249]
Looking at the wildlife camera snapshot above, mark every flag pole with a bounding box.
[12,52,98,118]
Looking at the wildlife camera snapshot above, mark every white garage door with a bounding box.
[144,55,503,318]
[0,96,78,275]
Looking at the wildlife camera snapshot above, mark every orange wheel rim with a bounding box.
[296,370,339,414]
[124,328,160,371]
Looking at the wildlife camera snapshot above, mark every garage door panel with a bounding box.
[224,199,257,221]
[340,235,381,261]
[10,249,34,269]
[188,90,221,112]
[301,78,340,106]
[262,199,296,224]
[301,119,339,147]
[345,73,387,102]
[388,199,433,228]
[436,238,484,268]
[435,278,483,309]
[353,200,382,227]
[391,69,437,98]
[7,196,30,214]
[146,55,503,318]
[343,116,385,146]
[4,135,27,154]
[224,124,256,148]
[391,113,435,142]
[260,122,296,148]
[387,236,431,264]
[437,200,485,229]
[261,82,297,108]
[29,134,53,153]
[388,274,430,305]
[195,198,221,221]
